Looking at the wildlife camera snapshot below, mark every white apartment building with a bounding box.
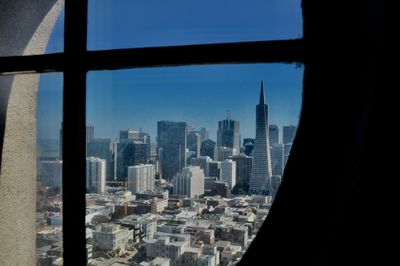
[128,164,155,194]
[221,159,236,188]
[173,166,204,198]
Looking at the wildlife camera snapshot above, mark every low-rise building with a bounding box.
[92,223,132,251]
[145,234,191,266]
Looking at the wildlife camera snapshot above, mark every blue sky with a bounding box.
[37,0,303,141]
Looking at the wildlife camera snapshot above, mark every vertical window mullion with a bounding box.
[63,0,88,265]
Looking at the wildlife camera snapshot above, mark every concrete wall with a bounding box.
[0,1,64,265]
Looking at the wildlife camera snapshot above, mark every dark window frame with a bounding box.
[0,0,304,264]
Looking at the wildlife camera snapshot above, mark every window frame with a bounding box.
[0,0,304,264]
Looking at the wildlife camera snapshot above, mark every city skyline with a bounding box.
[39,0,303,142]
[38,64,303,141]
[33,1,304,265]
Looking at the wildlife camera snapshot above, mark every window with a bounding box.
[0,1,304,265]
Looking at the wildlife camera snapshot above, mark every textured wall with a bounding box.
[0,1,63,265]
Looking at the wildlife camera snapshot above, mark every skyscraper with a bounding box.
[127,164,155,194]
[208,161,221,179]
[199,128,209,142]
[216,146,237,161]
[271,144,284,177]
[187,131,201,158]
[283,125,297,144]
[190,156,212,176]
[87,138,118,181]
[86,157,106,194]
[232,154,253,186]
[117,141,149,180]
[221,159,236,188]
[86,125,95,144]
[200,139,217,160]
[269,124,280,145]
[249,81,273,195]
[119,129,140,140]
[157,121,187,181]
[217,116,240,152]
[173,166,205,198]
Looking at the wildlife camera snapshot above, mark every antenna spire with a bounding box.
[259,80,265,105]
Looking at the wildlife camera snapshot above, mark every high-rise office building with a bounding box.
[283,143,292,169]
[199,128,209,142]
[187,131,201,158]
[200,139,217,160]
[120,129,151,156]
[269,124,280,145]
[127,164,155,194]
[117,141,149,180]
[173,166,205,198]
[221,159,236,188]
[189,127,209,143]
[86,157,106,194]
[87,138,118,181]
[208,161,221,179]
[119,129,140,140]
[283,125,297,144]
[249,81,273,195]
[232,154,253,186]
[217,146,237,161]
[271,144,285,177]
[157,121,187,181]
[190,156,212,176]
[217,116,240,152]
[86,125,95,144]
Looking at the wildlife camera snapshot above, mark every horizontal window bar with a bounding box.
[0,39,304,75]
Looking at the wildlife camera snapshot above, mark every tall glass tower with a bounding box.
[249,81,273,195]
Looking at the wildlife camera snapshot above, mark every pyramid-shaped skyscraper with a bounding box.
[249,81,273,195]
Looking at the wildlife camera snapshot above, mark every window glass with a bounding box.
[37,73,63,265]
[85,64,302,264]
[88,0,302,50]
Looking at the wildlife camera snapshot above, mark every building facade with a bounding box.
[200,139,217,160]
[217,118,240,152]
[157,121,187,181]
[269,124,280,145]
[117,140,149,180]
[249,82,273,195]
[93,224,131,251]
[217,146,237,161]
[173,166,205,198]
[271,144,285,177]
[208,161,221,179]
[282,125,297,144]
[190,156,212,177]
[232,154,252,186]
[127,164,155,194]
[221,159,236,188]
[187,131,201,158]
[86,157,106,194]
[87,138,117,181]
